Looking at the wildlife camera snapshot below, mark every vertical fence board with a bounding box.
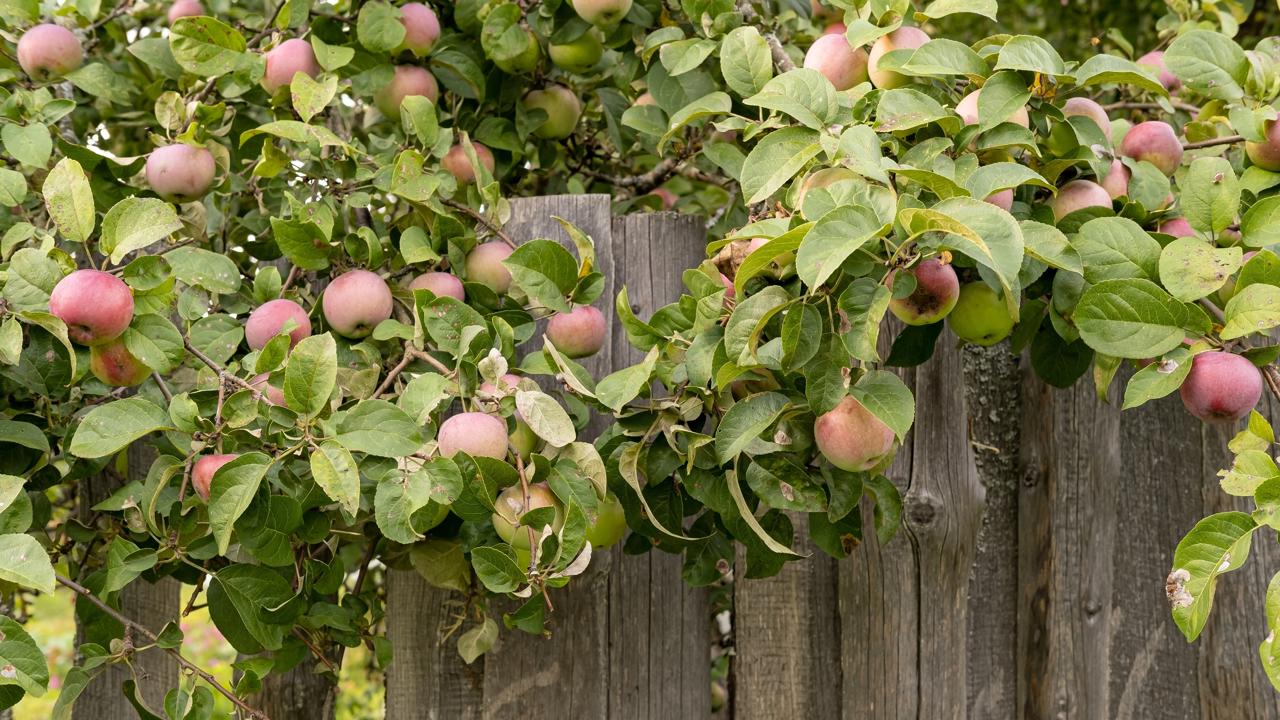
[606,213,711,720]
[385,571,484,719]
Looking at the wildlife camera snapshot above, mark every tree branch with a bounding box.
[56,574,271,720]
[1182,134,1244,150]
[374,346,452,397]
[1102,100,1202,115]
[441,199,517,249]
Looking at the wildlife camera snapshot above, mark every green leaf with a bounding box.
[336,400,424,457]
[720,27,772,98]
[101,197,182,265]
[901,38,987,77]
[1219,450,1280,496]
[1074,279,1210,359]
[849,370,914,440]
[1261,571,1280,691]
[374,470,431,544]
[1222,284,1280,341]
[0,533,53,594]
[284,333,337,416]
[207,564,293,654]
[875,88,952,132]
[796,206,883,289]
[165,247,242,294]
[270,218,331,271]
[2,123,51,168]
[207,453,272,555]
[503,239,578,313]
[1074,216,1161,283]
[726,467,802,557]
[471,545,525,593]
[410,539,472,592]
[515,390,575,448]
[1169,512,1257,641]
[593,347,659,412]
[741,127,822,204]
[42,158,95,242]
[0,168,27,206]
[70,397,173,458]
[0,615,48,697]
[357,1,407,51]
[1165,30,1247,101]
[457,616,499,664]
[290,72,338,123]
[994,35,1066,76]
[1074,54,1167,96]
[1020,221,1082,274]
[1182,157,1240,236]
[1159,237,1241,303]
[310,441,361,516]
[715,392,788,464]
[918,0,997,20]
[1122,347,1194,410]
[744,70,838,130]
[1241,197,1280,248]
[102,537,157,594]
[169,16,248,77]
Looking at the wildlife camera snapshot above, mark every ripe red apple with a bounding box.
[1120,121,1183,176]
[948,282,1014,346]
[374,65,439,117]
[823,22,846,35]
[442,142,495,184]
[167,0,205,22]
[888,258,960,326]
[492,482,565,549]
[1157,217,1195,238]
[522,85,582,139]
[985,189,1014,211]
[50,269,135,346]
[814,395,895,471]
[648,187,678,210]
[146,143,217,203]
[465,241,514,294]
[192,453,238,502]
[956,89,1029,128]
[549,30,604,73]
[1245,120,1280,172]
[250,373,286,405]
[321,269,393,338]
[1062,97,1112,140]
[479,373,523,397]
[1137,50,1181,93]
[438,412,509,459]
[795,167,857,209]
[571,0,632,27]
[803,34,869,91]
[1100,158,1130,199]
[17,24,83,80]
[585,492,626,547]
[634,92,656,106]
[1179,351,1262,423]
[245,298,311,350]
[867,26,929,89]
[261,38,320,94]
[408,271,465,301]
[396,2,441,57]
[1050,179,1112,221]
[90,339,151,387]
[546,305,606,358]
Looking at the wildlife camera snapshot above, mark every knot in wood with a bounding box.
[905,491,940,527]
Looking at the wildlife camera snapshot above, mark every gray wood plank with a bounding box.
[385,569,485,719]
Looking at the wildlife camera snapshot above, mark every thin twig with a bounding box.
[441,199,517,249]
[1198,298,1227,325]
[183,339,264,400]
[1264,365,1280,406]
[151,373,173,403]
[1183,134,1244,150]
[280,265,301,293]
[1102,100,1202,115]
[374,347,453,397]
[56,574,271,720]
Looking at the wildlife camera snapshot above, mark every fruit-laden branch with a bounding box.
[56,574,271,720]
[734,0,796,72]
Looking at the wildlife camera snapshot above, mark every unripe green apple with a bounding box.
[546,305,606,358]
[948,282,1014,346]
[803,34,869,90]
[408,271,465,301]
[814,395,895,471]
[1179,351,1262,423]
[465,241,514,293]
[1137,50,1181,93]
[522,85,583,139]
[1050,179,1112,221]
[438,412,509,459]
[508,417,541,460]
[321,269,393,339]
[396,3,441,56]
[442,142,496,184]
[50,269,135,346]
[571,0,632,27]
[550,30,604,73]
[492,482,565,550]
[1062,97,1112,140]
[494,28,542,73]
[867,26,929,89]
[193,453,238,502]
[90,338,151,387]
[168,0,205,23]
[1245,120,1280,172]
[888,258,960,326]
[261,38,320,94]
[585,492,626,547]
[1119,121,1183,176]
[17,24,83,80]
[146,143,217,203]
[245,298,311,350]
[374,65,439,117]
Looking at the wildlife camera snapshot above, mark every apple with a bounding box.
[1179,351,1262,423]
[1245,120,1280,172]
[571,0,633,27]
[584,492,626,547]
[803,34,869,91]
[814,395,895,471]
[465,241,515,294]
[1119,120,1183,176]
[634,92,656,106]
[948,282,1014,346]
[888,258,960,326]
[1157,217,1195,238]
[867,26,929,89]
[146,143,217,203]
[408,271,465,301]
[321,269,393,339]
[438,412,509,459]
[374,65,439,117]
[494,28,541,73]
[192,453,238,502]
[1062,97,1112,140]
[492,482,565,550]
[17,24,83,80]
[1137,50,1181,93]
[245,298,311,350]
[956,89,1029,128]
[49,269,134,346]
[546,305,607,358]
[985,189,1014,211]
[261,38,320,94]
[396,3,441,57]
[167,0,205,23]
[89,339,151,387]
[549,30,604,73]
[479,373,524,397]
[250,373,286,406]
[441,142,495,184]
[1100,158,1130,199]
[1049,179,1112,221]
[522,85,583,139]
[648,187,678,210]
[823,22,846,35]
[795,167,857,209]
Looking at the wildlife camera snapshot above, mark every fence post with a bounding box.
[385,199,710,718]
